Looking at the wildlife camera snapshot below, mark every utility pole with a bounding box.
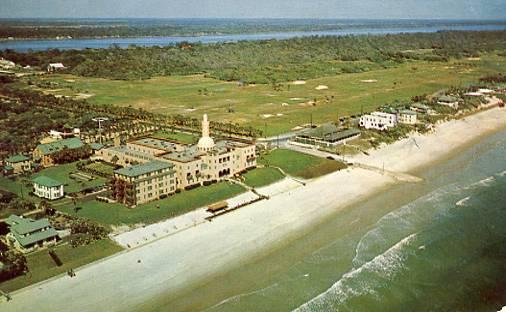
[92,117,109,144]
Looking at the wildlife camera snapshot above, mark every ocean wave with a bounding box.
[468,176,496,188]
[352,185,458,267]
[206,283,280,311]
[353,174,499,267]
[498,170,506,177]
[455,196,471,207]
[295,233,417,312]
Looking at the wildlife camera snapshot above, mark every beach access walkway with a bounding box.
[111,177,302,249]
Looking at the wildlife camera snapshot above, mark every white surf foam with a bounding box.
[456,196,471,207]
[295,233,417,312]
[206,282,280,311]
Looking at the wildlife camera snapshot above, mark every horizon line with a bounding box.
[1,17,506,21]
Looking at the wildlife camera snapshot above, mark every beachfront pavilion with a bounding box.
[293,123,361,148]
[5,215,59,253]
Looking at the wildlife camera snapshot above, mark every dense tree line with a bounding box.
[2,31,505,82]
[0,84,262,154]
[51,146,93,165]
[0,89,106,154]
[69,219,110,247]
[3,19,503,39]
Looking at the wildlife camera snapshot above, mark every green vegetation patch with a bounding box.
[259,149,346,179]
[57,182,246,225]
[0,239,122,292]
[242,167,285,188]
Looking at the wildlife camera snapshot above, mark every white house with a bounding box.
[398,110,418,125]
[47,63,65,73]
[33,176,64,200]
[0,58,15,69]
[49,128,80,139]
[359,112,398,131]
[437,95,459,109]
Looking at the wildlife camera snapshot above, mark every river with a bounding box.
[1,20,506,52]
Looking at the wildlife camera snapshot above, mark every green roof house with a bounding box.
[5,215,59,252]
[4,154,30,174]
[33,137,84,167]
[32,176,64,200]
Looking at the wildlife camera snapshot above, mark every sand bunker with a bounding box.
[276,113,284,117]
[360,79,378,83]
[290,98,304,101]
[184,108,197,112]
[75,93,95,99]
[292,80,307,85]
[315,85,329,90]
[262,114,273,119]
[281,103,289,107]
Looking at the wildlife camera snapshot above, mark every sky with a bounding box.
[1,0,505,19]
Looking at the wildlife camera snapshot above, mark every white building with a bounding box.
[359,112,398,131]
[0,58,15,69]
[47,63,65,73]
[49,128,80,139]
[32,176,64,200]
[398,110,418,125]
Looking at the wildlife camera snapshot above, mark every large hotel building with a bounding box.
[106,114,256,206]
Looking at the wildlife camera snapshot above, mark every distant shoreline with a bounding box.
[2,21,506,51]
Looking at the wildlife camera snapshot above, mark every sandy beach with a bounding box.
[2,107,506,312]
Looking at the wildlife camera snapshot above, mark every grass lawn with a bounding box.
[242,167,285,188]
[0,239,123,293]
[34,54,506,136]
[259,149,347,179]
[151,130,199,144]
[57,182,246,225]
[0,176,28,198]
[32,162,107,194]
[0,175,41,204]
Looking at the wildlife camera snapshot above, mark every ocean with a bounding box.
[1,19,506,51]
[152,128,506,311]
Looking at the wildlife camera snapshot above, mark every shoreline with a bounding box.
[1,107,506,311]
